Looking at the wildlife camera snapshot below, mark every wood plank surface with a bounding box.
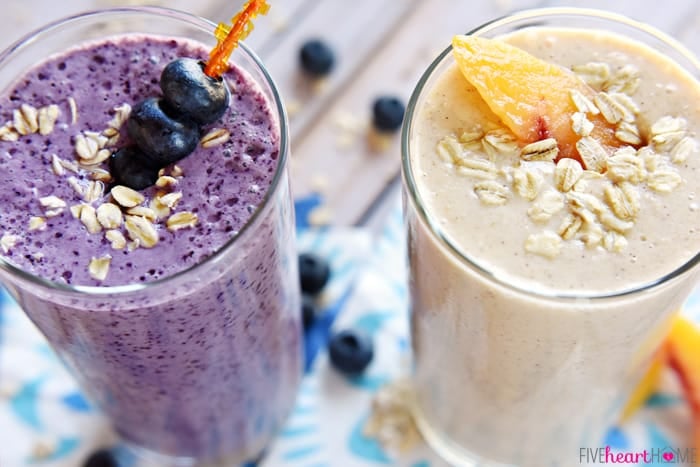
[254,0,419,143]
[287,0,550,226]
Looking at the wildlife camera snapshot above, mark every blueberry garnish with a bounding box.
[160,58,230,125]
[328,329,374,375]
[127,97,199,166]
[372,96,405,132]
[299,39,335,77]
[109,146,159,190]
[302,294,316,329]
[83,448,117,467]
[299,252,330,294]
[108,56,236,191]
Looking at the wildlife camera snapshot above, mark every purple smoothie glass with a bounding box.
[0,7,301,466]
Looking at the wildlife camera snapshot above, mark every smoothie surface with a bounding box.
[411,27,700,295]
[0,35,280,286]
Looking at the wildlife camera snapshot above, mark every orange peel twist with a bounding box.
[204,0,270,78]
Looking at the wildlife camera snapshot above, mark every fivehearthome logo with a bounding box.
[579,446,697,464]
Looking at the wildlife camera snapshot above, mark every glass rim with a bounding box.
[400,7,700,301]
[0,6,290,296]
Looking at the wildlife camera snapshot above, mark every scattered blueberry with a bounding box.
[299,252,330,294]
[160,58,230,125]
[83,448,117,467]
[109,146,159,190]
[372,96,405,132]
[302,294,316,329]
[299,39,335,76]
[328,329,374,375]
[243,449,267,467]
[127,97,200,166]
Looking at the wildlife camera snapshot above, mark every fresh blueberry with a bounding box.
[127,97,199,166]
[372,96,405,132]
[109,146,159,190]
[299,252,330,294]
[160,58,230,125]
[328,329,374,375]
[299,39,335,76]
[302,294,316,329]
[83,448,117,467]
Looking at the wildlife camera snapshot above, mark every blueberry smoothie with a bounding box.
[0,12,301,464]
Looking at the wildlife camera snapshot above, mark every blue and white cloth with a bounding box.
[1,194,698,466]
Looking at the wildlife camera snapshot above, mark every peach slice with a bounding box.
[452,35,621,165]
[620,346,668,422]
[666,316,700,448]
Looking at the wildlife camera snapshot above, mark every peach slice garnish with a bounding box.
[666,316,700,448]
[622,316,700,448]
[620,346,668,422]
[452,35,622,165]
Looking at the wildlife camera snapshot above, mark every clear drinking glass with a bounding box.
[0,7,301,466]
[401,8,700,467]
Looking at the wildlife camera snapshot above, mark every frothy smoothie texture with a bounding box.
[0,36,276,285]
[405,17,700,467]
[0,6,300,463]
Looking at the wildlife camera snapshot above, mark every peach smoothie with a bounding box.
[402,12,700,467]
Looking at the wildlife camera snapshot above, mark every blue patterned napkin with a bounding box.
[1,194,698,466]
[265,197,699,467]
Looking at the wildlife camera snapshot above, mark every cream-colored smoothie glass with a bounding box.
[401,8,700,467]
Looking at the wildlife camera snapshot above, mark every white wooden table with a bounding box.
[2,0,698,229]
